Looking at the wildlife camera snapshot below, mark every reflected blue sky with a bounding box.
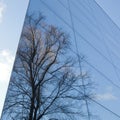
[24,0,120,119]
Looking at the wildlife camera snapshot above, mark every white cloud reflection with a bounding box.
[95,93,117,101]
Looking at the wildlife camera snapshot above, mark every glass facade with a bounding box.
[1,0,120,120]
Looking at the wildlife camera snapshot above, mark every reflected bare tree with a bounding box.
[1,13,92,120]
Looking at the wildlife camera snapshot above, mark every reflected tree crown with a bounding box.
[1,11,92,120]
